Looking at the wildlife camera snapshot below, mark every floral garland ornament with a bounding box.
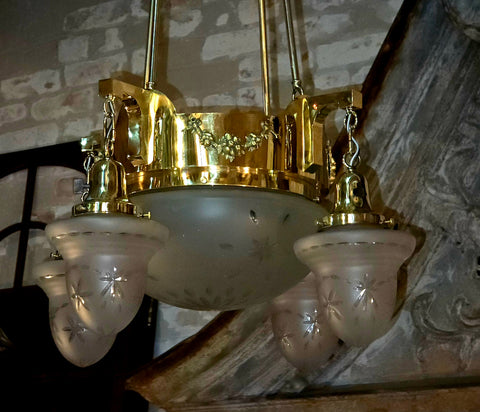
[186,115,277,162]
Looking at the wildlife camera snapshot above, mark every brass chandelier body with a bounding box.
[83,0,362,203]
[75,0,364,311]
[97,79,361,200]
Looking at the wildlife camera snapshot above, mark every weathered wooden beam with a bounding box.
[310,0,480,392]
[360,0,420,118]
[159,385,480,412]
[127,301,357,406]
[442,0,480,42]
[126,304,301,405]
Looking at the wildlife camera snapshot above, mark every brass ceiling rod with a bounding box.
[257,0,271,117]
[283,0,304,98]
[144,0,158,90]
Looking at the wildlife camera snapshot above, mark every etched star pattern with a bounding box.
[303,309,323,339]
[62,317,86,343]
[249,238,277,262]
[275,319,295,350]
[50,302,70,332]
[280,333,294,349]
[323,289,343,320]
[70,280,92,312]
[99,268,128,300]
[352,273,383,311]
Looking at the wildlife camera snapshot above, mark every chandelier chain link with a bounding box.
[292,79,304,100]
[103,95,116,159]
[81,152,95,203]
[343,107,360,170]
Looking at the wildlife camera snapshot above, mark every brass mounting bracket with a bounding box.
[279,87,362,183]
[98,78,176,168]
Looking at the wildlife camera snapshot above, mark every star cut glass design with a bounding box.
[99,268,128,299]
[33,259,116,368]
[46,214,168,335]
[303,309,322,338]
[70,279,92,312]
[351,273,384,311]
[295,225,415,346]
[323,290,343,321]
[63,317,86,343]
[249,237,277,263]
[135,188,326,310]
[280,332,294,349]
[270,273,341,373]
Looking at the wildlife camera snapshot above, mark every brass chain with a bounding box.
[81,152,95,203]
[80,96,116,203]
[103,95,116,158]
[343,107,360,170]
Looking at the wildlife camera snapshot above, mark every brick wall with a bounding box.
[0,0,401,154]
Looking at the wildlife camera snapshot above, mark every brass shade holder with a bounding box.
[318,108,394,231]
[73,95,138,217]
[319,168,388,228]
[72,157,137,216]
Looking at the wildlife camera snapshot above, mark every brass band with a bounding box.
[73,200,137,216]
[320,212,385,228]
[127,166,319,200]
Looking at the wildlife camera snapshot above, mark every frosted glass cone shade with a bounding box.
[46,215,168,335]
[35,260,116,367]
[270,273,341,373]
[132,187,325,310]
[294,226,415,346]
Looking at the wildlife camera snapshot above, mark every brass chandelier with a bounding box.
[34,0,415,367]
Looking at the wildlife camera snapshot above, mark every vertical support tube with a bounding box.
[144,0,158,90]
[257,0,270,117]
[283,0,303,98]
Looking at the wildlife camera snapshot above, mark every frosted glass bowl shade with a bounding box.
[132,187,325,310]
[294,225,415,346]
[34,260,116,367]
[270,273,341,373]
[46,215,168,335]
